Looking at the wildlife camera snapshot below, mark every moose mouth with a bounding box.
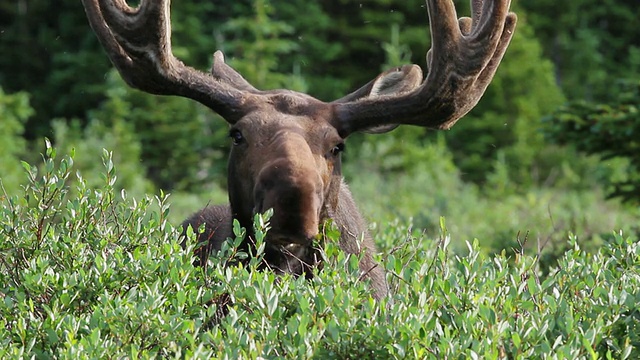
[255,207,322,248]
[266,234,316,247]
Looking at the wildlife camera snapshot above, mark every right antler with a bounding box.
[332,0,517,136]
[81,0,256,123]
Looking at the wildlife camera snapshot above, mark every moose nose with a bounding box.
[254,160,323,244]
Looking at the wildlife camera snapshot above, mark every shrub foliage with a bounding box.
[1,145,638,359]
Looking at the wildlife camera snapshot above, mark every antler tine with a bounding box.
[425,0,513,87]
[426,0,461,53]
[211,51,259,92]
[475,13,516,85]
[471,0,484,25]
[81,0,254,123]
[332,0,517,136]
[472,0,512,40]
[97,0,173,59]
[82,0,132,73]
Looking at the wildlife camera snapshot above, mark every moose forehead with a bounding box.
[232,102,342,153]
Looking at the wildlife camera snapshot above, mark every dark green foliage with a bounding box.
[0,0,111,138]
[0,0,230,191]
[544,80,640,204]
[521,0,640,101]
[311,0,427,99]
[0,0,220,140]
[338,3,567,187]
[220,0,307,91]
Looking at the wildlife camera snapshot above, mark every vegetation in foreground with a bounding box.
[1,145,638,359]
[1,1,639,357]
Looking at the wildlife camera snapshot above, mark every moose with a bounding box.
[81,0,516,300]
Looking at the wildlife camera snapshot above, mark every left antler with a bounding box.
[81,0,256,123]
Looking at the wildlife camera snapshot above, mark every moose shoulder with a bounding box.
[81,0,517,301]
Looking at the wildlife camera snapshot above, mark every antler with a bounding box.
[332,0,517,136]
[81,0,256,123]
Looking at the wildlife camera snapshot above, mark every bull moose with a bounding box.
[81,0,516,300]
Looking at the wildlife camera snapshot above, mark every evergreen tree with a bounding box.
[0,0,110,138]
[521,0,640,101]
[544,80,640,204]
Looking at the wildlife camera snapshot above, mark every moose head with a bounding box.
[82,0,516,300]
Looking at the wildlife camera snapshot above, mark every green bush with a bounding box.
[51,119,154,199]
[1,145,638,358]
[0,88,33,195]
[345,134,637,261]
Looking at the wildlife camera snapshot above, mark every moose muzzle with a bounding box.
[253,147,324,246]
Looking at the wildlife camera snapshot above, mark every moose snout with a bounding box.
[254,161,323,245]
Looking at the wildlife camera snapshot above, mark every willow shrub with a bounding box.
[1,143,638,359]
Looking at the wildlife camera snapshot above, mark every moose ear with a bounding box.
[333,65,423,134]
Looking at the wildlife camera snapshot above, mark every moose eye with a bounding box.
[330,143,345,156]
[229,129,244,145]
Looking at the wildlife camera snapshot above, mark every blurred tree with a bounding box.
[0,1,218,134]
[51,117,154,197]
[315,0,428,100]
[0,0,110,138]
[544,80,640,204]
[520,0,640,101]
[360,5,566,187]
[218,0,307,91]
[0,0,230,191]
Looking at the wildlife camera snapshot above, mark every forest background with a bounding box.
[1,0,639,262]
